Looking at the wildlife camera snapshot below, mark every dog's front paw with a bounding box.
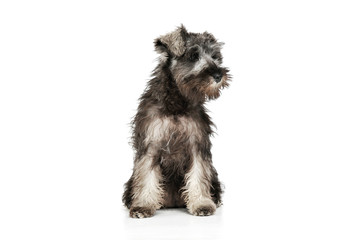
[194,205,216,216]
[188,199,216,216]
[129,206,155,218]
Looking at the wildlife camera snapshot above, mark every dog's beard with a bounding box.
[176,75,229,102]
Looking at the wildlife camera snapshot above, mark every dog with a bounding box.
[123,25,230,218]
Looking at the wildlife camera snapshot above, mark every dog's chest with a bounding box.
[145,116,202,151]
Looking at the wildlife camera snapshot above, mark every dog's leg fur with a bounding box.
[182,145,217,216]
[127,145,163,218]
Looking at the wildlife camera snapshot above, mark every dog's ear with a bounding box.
[154,25,188,57]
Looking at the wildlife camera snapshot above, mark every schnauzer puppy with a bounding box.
[123,25,230,218]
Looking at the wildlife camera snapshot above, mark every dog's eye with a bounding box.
[212,53,220,60]
[189,51,199,62]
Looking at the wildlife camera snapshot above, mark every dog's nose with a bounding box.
[213,73,222,83]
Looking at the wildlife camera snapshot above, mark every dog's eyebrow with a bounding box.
[188,44,201,52]
[203,46,221,55]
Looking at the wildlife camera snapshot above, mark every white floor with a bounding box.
[121,186,361,240]
[122,207,224,240]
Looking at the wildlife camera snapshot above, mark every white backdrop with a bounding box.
[1,0,360,239]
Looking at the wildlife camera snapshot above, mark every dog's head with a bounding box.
[155,25,230,102]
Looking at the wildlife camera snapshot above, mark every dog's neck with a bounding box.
[156,66,202,116]
[162,74,191,115]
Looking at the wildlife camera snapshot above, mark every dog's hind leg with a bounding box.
[210,167,223,207]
